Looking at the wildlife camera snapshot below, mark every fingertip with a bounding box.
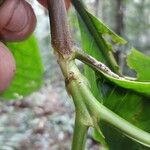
[0,0,37,42]
[0,42,16,92]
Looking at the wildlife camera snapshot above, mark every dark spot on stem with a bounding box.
[65,71,76,86]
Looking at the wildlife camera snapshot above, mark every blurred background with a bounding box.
[0,0,150,149]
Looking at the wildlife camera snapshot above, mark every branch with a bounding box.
[75,49,136,81]
[47,0,73,56]
[72,115,88,150]
[75,49,120,79]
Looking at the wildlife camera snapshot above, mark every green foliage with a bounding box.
[1,35,44,100]
[78,16,103,100]
[127,48,150,81]
[86,11,127,45]
[73,0,119,73]
[76,0,125,100]
[75,1,150,149]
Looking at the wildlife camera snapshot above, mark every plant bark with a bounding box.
[47,0,73,56]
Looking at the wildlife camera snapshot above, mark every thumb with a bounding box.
[0,42,16,92]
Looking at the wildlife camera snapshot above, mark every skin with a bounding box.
[0,0,37,41]
[0,0,37,92]
[0,42,16,92]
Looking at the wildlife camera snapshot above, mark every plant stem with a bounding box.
[47,0,73,56]
[71,116,88,150]
[47,1,90,149]
[59,60,92,150]
[75,49,120,79]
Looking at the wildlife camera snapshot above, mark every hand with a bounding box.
[0,0,70,92]
[0,0,36,92]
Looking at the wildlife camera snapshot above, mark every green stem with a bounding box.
[75,50,120,78]
[47,1,89,149]
[71,116,88,150]
[59,59,92,150]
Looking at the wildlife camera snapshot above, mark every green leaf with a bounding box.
[74,1,150,149]
[78,16,104,100]
[99,82,150,150]
[127,48,150,81]
[1,35,44,100]
[72,0,120,73]
[86,11,127,45]
[95,64,150,97]
[76,0,126,100]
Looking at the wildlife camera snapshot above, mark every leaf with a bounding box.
[90,47,150,97]
[95,63,150,97]
[72,0,120,73]
[99,81,150,150]
[127,48,150,81]
[86,11,127,45]
[73,1,150,149]
[78,15,104,100]
[0,35,44,100]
